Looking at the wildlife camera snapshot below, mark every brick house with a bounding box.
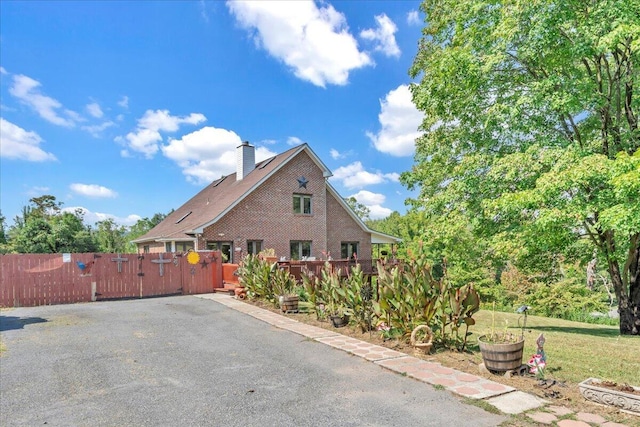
[132,142,401,263]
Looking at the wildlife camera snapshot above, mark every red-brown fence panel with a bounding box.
[0,253,94,307]
[94,253,141,300]
[0,251,224,308]
[181,251,222,295]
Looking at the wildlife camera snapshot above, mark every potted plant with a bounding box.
[477,306,525,372]
[271,264,299,313]
[259,248,278,264]
[320,265,353,327]
[326,300,352,327]
[410,324,434,354]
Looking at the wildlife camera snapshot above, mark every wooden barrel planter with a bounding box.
[280,295,299,313]
[478,335,525,372]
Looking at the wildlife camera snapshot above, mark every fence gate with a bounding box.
[0,251,223,307]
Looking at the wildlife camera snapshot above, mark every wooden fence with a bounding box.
[0,251,223,308]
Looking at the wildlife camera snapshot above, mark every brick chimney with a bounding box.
[236,141,255,180]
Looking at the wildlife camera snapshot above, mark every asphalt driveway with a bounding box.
[0,296,506,426]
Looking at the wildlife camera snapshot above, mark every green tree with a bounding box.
[95,218,127,253]
[0,212,8,254]
[124,212,169,252]
[407,0,639,334]
[345,197,371,221]
[8,196,97,253]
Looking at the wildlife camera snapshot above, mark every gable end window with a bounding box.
[293,194,312,215]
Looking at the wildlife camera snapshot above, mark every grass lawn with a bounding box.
[468,309,639,386]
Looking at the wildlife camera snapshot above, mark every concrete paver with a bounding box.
[528,411,559,424]
[548,406,575,416]
[486,391,548,414]
[577,412,607,424]
[557,420,593,427]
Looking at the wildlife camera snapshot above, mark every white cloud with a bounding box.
[0,118,57,161]
[360,14,401,58]
[70,183,118,198]
[118,96,129,109]
[62,206,141,227]
[227,0,372,87]
[349,190,385,205]
[366,84,423,157]
[9,74,80,127]
[287,136,305,146]
[368,204,393,219]
[0,66,7,74]
[86,102,104,118]
[331,161,398,189]
[162,126,276,184]
[82,121,116,137]
[349,190,392,220]
[117,109,207,158]
[330,148,352,160]
[26,186,51,197]
[199,0,209,22]
[407,10,420,25]
[138,109,206,132]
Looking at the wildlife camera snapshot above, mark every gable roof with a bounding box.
[132,143,401,245]
[133,144,329,243]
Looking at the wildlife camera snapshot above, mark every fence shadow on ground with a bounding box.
[0,315,48,332]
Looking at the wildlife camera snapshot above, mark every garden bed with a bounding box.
[243,298,638,425]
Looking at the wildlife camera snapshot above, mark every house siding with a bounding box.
[326,190,371,260]
[198,151,330,262]
[144,242,166,254]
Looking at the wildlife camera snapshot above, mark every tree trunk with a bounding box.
[618,294,640,335]
[611,243,640,335]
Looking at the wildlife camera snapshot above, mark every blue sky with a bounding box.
[0,1,425,227]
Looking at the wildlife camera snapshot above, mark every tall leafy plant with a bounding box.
[237,254,275,301]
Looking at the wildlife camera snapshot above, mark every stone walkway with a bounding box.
[197,293,634,427]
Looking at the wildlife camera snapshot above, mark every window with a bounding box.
[175,241,194,252]
[165,241,194,253]
[290,241,311,260]
[341,242,359,260]
[293,194,312,214]
[207,241,232,263]
[143,245,150,254]
[247,240,262,255]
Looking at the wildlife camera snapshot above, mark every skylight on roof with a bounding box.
[175,211,192,224]
[258,157,275,169]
